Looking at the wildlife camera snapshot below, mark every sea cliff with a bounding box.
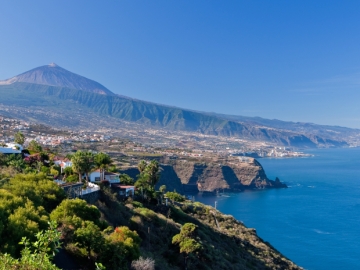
[121,157,286,194]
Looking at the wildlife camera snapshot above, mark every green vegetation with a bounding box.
[0,146,300,269]
[0,83,253,139]
[135,160,161,202]
[28,140,43,153]
[71,150,95,183]
[0,220,61,270]
[94,152,112,181]
[165,191,186,202]
[14,131,25,145]
[172,223,202,269]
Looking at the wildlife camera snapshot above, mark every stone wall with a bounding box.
[80,191,100,204]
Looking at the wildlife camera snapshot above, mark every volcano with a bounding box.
[0,63,113,95]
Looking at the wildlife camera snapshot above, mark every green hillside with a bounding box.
[0,82,348,147]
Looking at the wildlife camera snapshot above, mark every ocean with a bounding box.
[194,148,360,270]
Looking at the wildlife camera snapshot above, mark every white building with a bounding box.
[0,143,23,154]
[88,169,120,184]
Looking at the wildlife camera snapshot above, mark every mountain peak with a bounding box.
[0,64,114,95]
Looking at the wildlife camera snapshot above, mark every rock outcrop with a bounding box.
[172,157,286,192]
[121,157,286,194]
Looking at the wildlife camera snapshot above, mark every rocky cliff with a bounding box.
[121,157,286,194]
[172,157,286,192]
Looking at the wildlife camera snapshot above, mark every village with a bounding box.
[0,115,313,162]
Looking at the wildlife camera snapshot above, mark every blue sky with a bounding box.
[1,1,360,128]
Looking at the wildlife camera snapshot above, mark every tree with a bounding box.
[94,152,112,181]
[158,185,166,204]
[14,131,25,145]
[74,220,104,259]
[8,158,26,172]
[145,160,160,188]
[172,223,202,269]
[3,173,66,212]
[28,140,43,153]
[138,160,147,173]
[99,226,141,269]
[50,198,101,226]
[50,165,61,178]
[165,191,185,202]
[63,166,73,179]
[120,174,134,185]
[135,160,161,201]
[5,200,49,256]
[159,185,166,194]
[71,151,94,183]
[0,220,61,270]
[0,153,6,166]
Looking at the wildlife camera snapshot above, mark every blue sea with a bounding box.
[194,148,360,270]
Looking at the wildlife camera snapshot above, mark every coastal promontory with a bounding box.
[121,156,286,194]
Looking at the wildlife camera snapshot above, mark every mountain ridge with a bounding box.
[0,64,356,148]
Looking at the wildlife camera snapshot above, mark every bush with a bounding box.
[132,201,144,208]
[165,191,185,202]
[131,257,155,270]
[65,174,78,183]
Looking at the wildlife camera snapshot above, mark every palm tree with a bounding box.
[135,160,161,201]
[82,151,95,184]
[146,160,160,188]
[71,151,86,182]
[94,152,112,181]
[71,151,94,183]
[14,131,25,145]
[138,160,147,173]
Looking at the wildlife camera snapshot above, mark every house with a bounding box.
[111,184,135,197]
[54,180,100,200]
[88,169,120,184]
[0,143,23,155]
[53,158,73,173]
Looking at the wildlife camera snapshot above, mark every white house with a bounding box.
[54,159,73,173]
[0,143,23,154]
[88,169,120,184]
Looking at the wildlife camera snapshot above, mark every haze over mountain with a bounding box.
[0,64,358,148]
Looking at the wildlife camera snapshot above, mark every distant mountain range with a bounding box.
[0,64,357,148]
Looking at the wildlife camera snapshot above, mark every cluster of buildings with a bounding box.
[26,133,112,147]
[53,157,135,198]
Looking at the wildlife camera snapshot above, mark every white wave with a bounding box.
[313,229,334,235]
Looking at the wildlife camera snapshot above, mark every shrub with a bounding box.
[131,257,155,270]
[165,191,185,202]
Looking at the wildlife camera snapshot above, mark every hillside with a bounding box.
[0,64,356,148]
[95,190,302,270]
[0,171,300,270]
[207,112,360,143]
